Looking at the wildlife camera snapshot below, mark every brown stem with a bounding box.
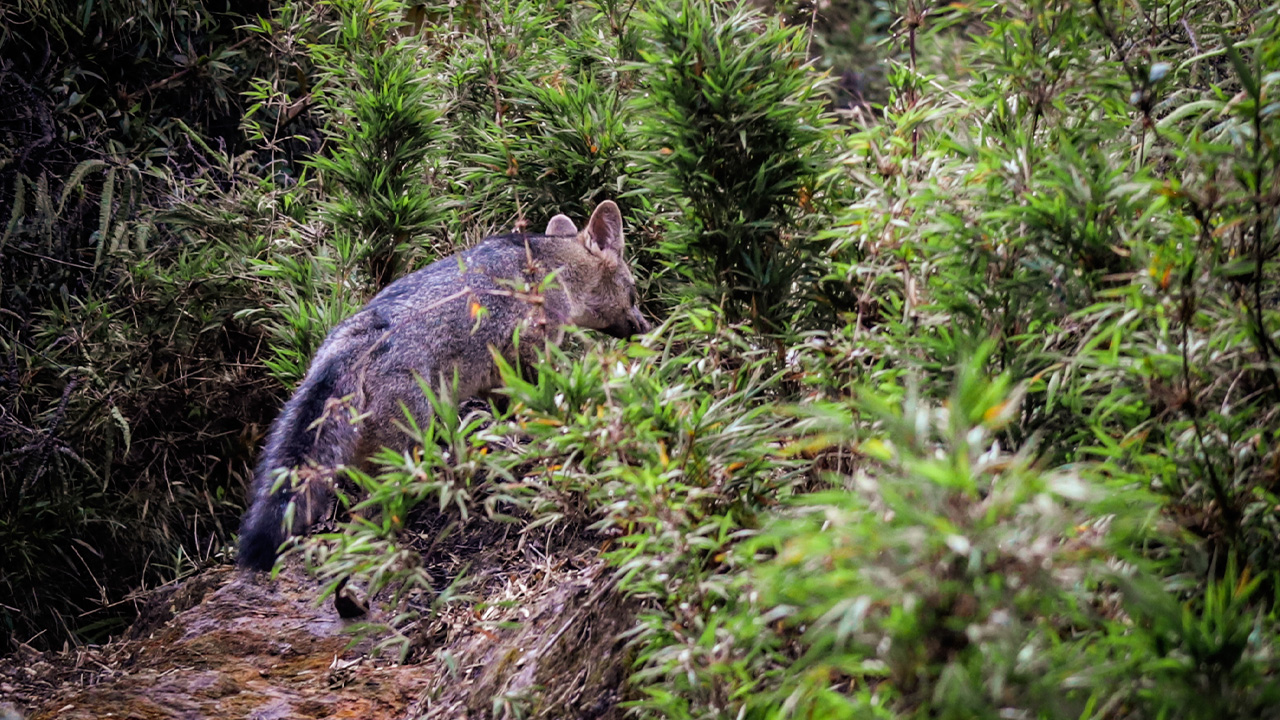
[125,36,254,104]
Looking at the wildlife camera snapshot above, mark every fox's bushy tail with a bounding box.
[237,353,363,571]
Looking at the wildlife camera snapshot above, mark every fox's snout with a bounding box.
[633,308,653,335]
[602,307,651,339]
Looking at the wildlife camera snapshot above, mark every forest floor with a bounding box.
[2,526,634,720]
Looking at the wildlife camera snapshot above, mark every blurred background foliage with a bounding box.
[3,0,1280,717]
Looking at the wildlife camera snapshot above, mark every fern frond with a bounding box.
[2,173,26,249]
[58,159,108,215]
[96,167,116,266]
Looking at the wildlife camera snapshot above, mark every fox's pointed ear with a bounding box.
[545,214,578,235]
[584,200,624,261]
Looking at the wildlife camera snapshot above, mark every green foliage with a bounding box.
[310,0,1280,716]
[468,73,635,223]
[295,379,490,661]
[240,225,364,386]
[0,179,277,645]
[306,0,451,287]
[9,0,1280,718]
[1,0,283,647]
[1100,561,1280,718]
[796,0,1280,715]
[636,0,838,332]
[441,0,644,229]
[834,0,1280,571]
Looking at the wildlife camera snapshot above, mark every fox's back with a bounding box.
[371,232,564,325]
[312,234,573,457]
[340,232,571,372]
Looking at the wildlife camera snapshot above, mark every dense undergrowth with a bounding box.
[4,0,1280,717]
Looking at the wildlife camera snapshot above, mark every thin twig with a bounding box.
[126,36,254,103]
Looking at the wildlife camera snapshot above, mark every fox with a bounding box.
[237,200,649,571]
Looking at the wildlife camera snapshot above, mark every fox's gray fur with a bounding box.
[237,201,648,571]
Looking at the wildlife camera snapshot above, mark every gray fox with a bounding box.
[237,201,649,571]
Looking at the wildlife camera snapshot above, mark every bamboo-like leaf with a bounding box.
[2,173,26,250]
[57,159,107,214]
[134,222,151,252]
[110,405,132,456]
[1222,34,1260,101]
[102,221,128,267]
[36,172,53,252]
[1155,99,1222,129]
[94,168,115,268]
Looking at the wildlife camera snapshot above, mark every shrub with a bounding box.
[635,0,841,332]
[0,0,281,647]
[305,0,451,288]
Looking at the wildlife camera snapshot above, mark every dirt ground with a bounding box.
[1,527,636,720]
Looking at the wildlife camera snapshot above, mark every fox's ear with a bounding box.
[584,200,624,261]
[545,214,578,235]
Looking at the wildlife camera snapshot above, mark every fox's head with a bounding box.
[546,201,651,339]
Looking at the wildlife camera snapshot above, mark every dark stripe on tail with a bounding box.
[237,356,351,571]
